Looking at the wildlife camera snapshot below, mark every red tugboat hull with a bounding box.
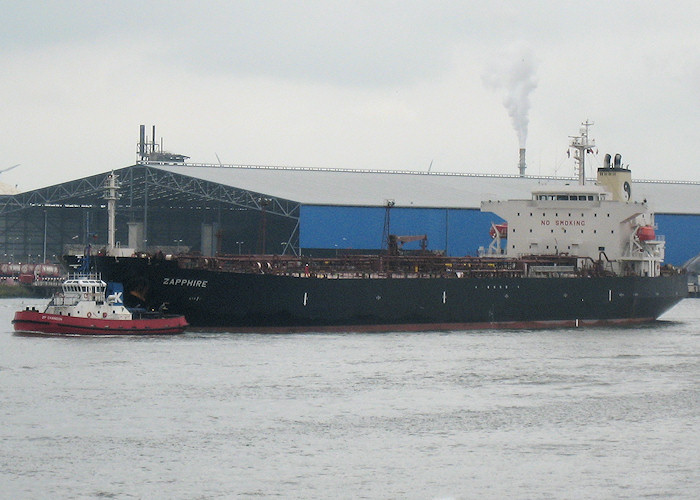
[13,310,188,336]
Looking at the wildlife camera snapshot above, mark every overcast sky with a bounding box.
[1,1,699,192]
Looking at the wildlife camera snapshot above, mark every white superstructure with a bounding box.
[481,122,665,278]
[44,274,132,320]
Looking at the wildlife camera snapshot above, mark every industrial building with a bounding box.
[1,159,699,268]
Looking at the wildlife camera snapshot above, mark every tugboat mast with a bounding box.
[568,120,595,185]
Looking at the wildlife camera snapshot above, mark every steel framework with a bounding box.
[0,165,302,262]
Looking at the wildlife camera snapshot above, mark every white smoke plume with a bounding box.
[483,43,538,148]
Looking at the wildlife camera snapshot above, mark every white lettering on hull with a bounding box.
[162,278,209,288]
[42,315,64,322]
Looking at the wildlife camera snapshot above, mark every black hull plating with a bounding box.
[92,256,687,331]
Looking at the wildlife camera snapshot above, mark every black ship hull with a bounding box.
[90,256,687,331]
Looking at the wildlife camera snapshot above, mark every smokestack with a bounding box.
[518,148,526,177]
[139,125,145,160]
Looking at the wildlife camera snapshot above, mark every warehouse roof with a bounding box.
[153,162,700,215]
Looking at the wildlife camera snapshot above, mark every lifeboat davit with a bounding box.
[637,225,656,241]
[489,223,508,239]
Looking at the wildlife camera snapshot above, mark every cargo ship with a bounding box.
[79,128,687,331]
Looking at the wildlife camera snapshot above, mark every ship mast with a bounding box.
[104,172,119,255]
[568,120,595,185]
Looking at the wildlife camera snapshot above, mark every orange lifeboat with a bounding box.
[489,223,508,239]
[637,225,655,241]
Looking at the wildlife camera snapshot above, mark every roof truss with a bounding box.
[0,165,301,219]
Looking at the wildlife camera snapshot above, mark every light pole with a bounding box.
[236,241,244,255]
[43,210,47,263]
[10,236,19,263]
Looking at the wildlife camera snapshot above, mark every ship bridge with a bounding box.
[531,184,608,202]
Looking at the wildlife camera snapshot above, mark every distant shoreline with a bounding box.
[0,284,50,298]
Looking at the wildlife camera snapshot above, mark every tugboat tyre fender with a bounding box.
[87,312,92,318]
[102,312,107,318]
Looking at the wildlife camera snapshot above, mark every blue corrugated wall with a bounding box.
[655,214,700,266]
[301,205,700,266]
[301,205,505,256]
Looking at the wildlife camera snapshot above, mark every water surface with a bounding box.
[1,298,698,498]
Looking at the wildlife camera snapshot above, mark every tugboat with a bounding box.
[12,274,188,336]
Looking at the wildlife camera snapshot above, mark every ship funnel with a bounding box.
[614,153,622,168]
[518,148,526,177]
[597,152,632,202]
